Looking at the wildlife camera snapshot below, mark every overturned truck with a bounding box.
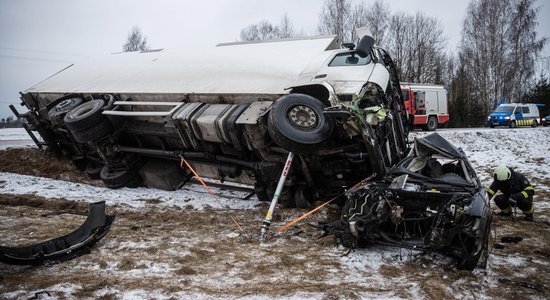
[13,34,409,208]
[12,34,491,269]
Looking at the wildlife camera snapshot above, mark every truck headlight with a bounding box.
[543,118,546,121]
[504,116,510,120]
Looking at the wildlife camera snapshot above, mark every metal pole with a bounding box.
[260,152,294,239]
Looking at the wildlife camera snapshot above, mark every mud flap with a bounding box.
[0,201,115,266]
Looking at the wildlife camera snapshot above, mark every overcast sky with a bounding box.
[1,0,549,119]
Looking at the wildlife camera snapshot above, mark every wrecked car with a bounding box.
[11,33,409,208]
[0,201,114,265]
[328,133,492,270]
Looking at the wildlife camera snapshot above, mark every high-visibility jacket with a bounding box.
[487,168,535,200]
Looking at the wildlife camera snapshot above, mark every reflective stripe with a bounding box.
[487,188,495,196]
[521,191,528,198]
[525,186,534,191]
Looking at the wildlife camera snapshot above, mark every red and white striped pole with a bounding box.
[260,152,294,239]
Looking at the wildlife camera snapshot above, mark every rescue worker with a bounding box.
[488,165,535,221]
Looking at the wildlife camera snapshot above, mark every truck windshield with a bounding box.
[329,52,371,67]
[494,106,515,113]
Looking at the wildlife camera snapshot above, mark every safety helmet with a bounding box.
[494,165,511,181]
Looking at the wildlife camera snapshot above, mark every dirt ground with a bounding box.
[1,149,549,299]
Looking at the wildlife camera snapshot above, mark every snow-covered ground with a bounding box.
[1,127,549,299]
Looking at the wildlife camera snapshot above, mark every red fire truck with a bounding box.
[401,83,449,131]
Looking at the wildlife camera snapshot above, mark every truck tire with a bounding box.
[85,161,104,179]
[509,121,516,128]
[64,99,106,132]
[48,96,83,126]
[70,119,112,143]
[425,116,438,131]
[100,165,141,189]
[268,94,333,154]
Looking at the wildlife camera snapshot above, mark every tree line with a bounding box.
[0,116,23,128]
[239,0,548,127]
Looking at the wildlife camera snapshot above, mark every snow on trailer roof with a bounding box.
[25,36,340,96]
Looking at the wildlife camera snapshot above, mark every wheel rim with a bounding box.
[287,105,318,131]
[57,99,76,110]
[74,104,94,117]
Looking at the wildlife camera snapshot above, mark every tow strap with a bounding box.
[274,174,376,235]
[179,156,250,238]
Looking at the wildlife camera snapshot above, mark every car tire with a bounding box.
[48,96,83,126]
[425,116,438,131]
[100,165,141,189]
[268,94,333,154]
[64,99,106,132]
[71,119,112,143]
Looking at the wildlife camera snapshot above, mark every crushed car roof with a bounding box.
[25,36,340,95]
[414,133,463,159]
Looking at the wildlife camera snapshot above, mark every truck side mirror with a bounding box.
[356,35,375,58]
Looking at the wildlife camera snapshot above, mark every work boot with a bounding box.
[524,214,534,221]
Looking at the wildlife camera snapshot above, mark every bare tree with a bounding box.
[240,14,298,41]
[279,13,295,39]
[123,26,149,52]
[458,0,545,118]
[350,0,390,44]
[386,12,447,84]
[240,21,280,41]
[317,0,352,42]
[508,0,547,101]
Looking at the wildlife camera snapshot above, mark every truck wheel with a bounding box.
[426,116,438,131]
[100,165,141,189]
[85,161,104,179]
[71,119,112,143]
[268,94,333,154]
[48,96,83,126]
[64,99,106,132]
[509,121,516,128]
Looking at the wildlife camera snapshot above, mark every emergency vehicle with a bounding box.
[487,103,542,128]
[401,83,449,131]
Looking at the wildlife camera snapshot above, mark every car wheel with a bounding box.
[64,99,106,132]
[268,94,333,154]
[426,116,438,131]
[48,96,83,126]
[100,165,141,189]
